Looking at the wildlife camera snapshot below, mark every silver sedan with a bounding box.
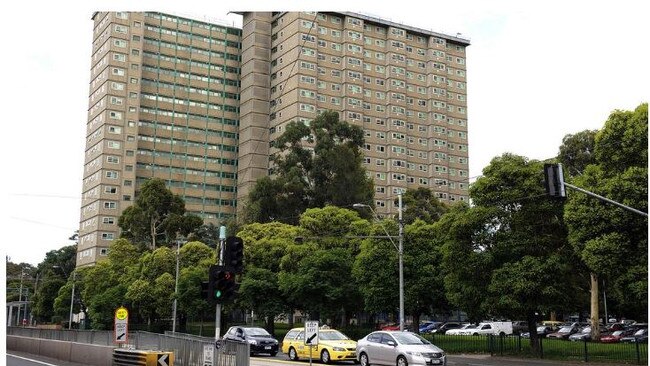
[356,331,446,366]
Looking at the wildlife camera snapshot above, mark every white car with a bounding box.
[356,331,446,366]
[446,324,478,335]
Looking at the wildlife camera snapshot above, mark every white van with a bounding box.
[469,322,513,336]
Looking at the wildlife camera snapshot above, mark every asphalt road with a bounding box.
[7,351,630,366]
[6,353,88,366]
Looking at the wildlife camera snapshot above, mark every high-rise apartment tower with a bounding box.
[78,11,469,267]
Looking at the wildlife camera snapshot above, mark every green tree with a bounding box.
[400,187,449,225]
[31,245,76,323]
[275,207,364,326]
[564,103,648,332]
[244,111,374,224]
[81,261,127,329]
[404,220,452,331]
[440,154,577,352]
[558,130,597,176]
[236,222,298,332]
[118,178,203,250]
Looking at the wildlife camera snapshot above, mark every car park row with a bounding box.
[223,321,647,366]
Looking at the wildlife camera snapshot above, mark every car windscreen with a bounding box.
[319,330,350,341]
[558,327,573,332]
[245,328,271,336]
[393,332,431,345]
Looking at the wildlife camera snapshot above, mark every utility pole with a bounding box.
[215,226,226,340]
[18,267,25,326]
[172,236,185,333]
[398,193,404,332]
[68,271,76,329]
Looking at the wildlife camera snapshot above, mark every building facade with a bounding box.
[78,12,241,266]
[78,11,469,267]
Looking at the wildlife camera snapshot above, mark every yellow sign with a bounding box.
[115,307,129,321]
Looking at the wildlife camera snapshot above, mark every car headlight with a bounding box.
[406,351,422,357]
[332,347,345,351]
[247,339,257,345]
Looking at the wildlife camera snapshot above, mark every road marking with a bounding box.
[7,354,61,366]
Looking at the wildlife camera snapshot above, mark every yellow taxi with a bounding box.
[281,326,357,363]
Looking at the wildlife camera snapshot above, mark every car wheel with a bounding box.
[397,355,408,366]
[288,347,299,361]
[321,349,331,364]
[270,351,277,357]
[359,352,369,366]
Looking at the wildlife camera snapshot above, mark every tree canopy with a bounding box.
[118,178,203,250]
[243,111,374,225]
[563,103,648,319]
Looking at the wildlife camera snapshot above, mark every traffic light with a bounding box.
[224,236,244,273]
[544,163,566,198]
[201,281,210,300]
[208,265,239,303]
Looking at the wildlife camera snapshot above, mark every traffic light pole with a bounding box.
[563,182,648,217]
[215,226,226,341]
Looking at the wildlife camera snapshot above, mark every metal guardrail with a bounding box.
[6,327,249,366]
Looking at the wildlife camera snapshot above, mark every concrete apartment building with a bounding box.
[78,11,470,267]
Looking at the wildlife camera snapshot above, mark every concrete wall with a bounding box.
[7,335,114,366]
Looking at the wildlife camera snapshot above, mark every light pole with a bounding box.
[354,193,404,331]
[18,267,26,326]
[172,236,186,333]
[68,271,76,329]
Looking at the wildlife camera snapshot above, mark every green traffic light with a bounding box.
[215,290,222,298]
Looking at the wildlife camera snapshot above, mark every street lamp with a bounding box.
[172,236,186,333]
[69,271,76,330]
[18,266,26,326]
[353,193,404,331]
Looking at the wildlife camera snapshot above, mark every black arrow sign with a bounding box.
[306,333,317,344]
[117,332,126,340]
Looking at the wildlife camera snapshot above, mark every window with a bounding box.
[104,201,117,209]
[102,217,115,224]
[105,171,119,179]
[107,140,121,149]
[110,82,125,91]
[113,39,127,48]
[114,24,128,34]
[101,232,115,240]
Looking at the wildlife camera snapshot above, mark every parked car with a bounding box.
[281,327,357,363]
[381,323,401,331]
[547,326,578,339]
[466,322,513,336]
[356,331,446,366]
[222,326,279,356]
[419,321,442,333]
[431,322,463,335]
[446,324,478,336]
[541,320,563,329]
[601,329,636,343]
[511,321,529,335]
[521,326,554,338]
[620,328,649,343]
[568,326,594,342]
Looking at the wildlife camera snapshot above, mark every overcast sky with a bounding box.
[2,0,648,267]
